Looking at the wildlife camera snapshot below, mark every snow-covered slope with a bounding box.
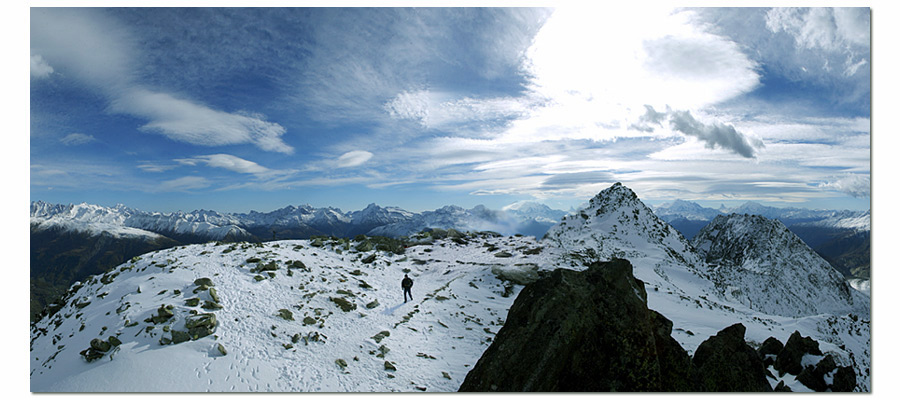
[30,184,871,392]
[691,214,867,318]
[30,201,162,240]
[368,205,513,237]
[30,234,556,392]
[792,210,870,232]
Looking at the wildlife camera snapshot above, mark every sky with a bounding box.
[29,6,872,214]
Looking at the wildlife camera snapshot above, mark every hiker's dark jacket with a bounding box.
[402,277,413,289]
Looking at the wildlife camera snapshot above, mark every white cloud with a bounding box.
[158,176,210,192]
[336,150,374,168]
[819,174,870,198]
[31,8,293,154]
[175,154,273,176]
[30,54,54,79]
[137,163,177,173]
[110,90,293,154]
[60,133,96,146]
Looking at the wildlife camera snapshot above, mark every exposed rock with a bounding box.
[691,323,771,392]
[361,254,377,264]
[774,331,822,376]
[185,313,217,339]
[459,259,694,392]
[331,297,357,312]
[493,251,513,258]
[277,309,294,321]
[490,264,539,286]
[758,337,783,367]
[193,278,215,287]
[371,330,390,344]
[832,366,857,392]
[384,361,396,371]
[365,300,380,309]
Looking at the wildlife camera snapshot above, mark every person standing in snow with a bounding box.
[402,274,414,303]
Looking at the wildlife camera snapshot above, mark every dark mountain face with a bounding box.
[30,226,179,321]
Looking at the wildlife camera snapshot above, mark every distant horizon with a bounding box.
[31,7,871,215]
[30,186,871,216]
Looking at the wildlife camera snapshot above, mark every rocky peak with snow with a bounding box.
[543,182,702,269]
[691,214,867,318]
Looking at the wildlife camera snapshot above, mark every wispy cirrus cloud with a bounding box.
[60,133,96,146]
[30,8,293,154]
[158,176,211,192]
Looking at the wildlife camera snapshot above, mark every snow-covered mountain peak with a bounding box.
[545,183,698,266]
[691,213,867,318]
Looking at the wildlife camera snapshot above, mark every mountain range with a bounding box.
[30,183,870,392]
[30,195,870,321]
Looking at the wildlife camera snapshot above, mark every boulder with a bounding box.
[831,366,857,392]
[193,277,215,287]
[757,337,783,367]
[459,259,693,392]
[491,264,539,286]
[774,331,822,376]
[691,323,771,392]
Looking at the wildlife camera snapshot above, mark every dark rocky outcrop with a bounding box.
[691,323,772,391]
[458,258,859,392]
[774,331,822,376]
[757,337,784,367]
[459,259,695,392]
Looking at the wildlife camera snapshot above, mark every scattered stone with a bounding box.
[331,297,357,312]
[185,298,200,307]
[202,301,224,310]
[336,359,348,370]
[303,316,317,325]
[217,343,227,356]
[365,300,380,309]
[361,254,377,264]
[493,251,513,258]
[277,309,294,321]
[209,287,220,303]
[372,330,391,343]
[193,278,215,287]
[384,361,397,371]
[185,313,217,339]
[171,330,191,344]
[442,371,452,380]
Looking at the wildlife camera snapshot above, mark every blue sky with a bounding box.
[29,6,871,213]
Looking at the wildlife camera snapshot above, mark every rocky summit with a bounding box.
[459,258,858,392]
[459,258,693,392]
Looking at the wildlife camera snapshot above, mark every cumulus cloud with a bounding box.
[175,154,272,176]
[60,133,96,146]
[31,54,54,79]
[336,150,374,168]
[819,174,870,198]
[31,8,293,154]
